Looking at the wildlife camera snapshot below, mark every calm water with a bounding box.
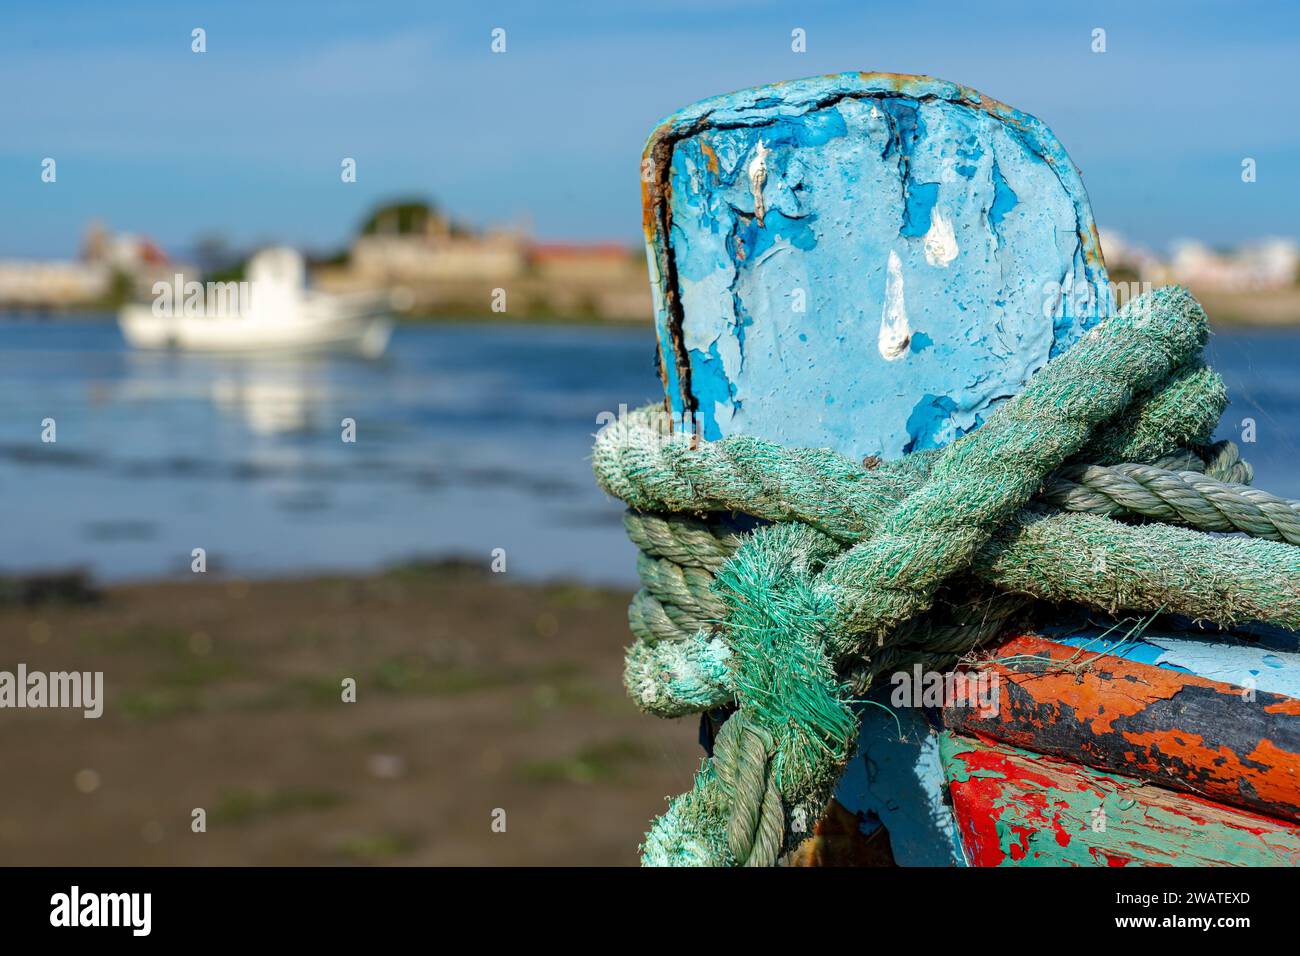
[0,315,1297,585]
[0,316,663,585]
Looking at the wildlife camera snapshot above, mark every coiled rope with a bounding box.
[592,287,1300,866]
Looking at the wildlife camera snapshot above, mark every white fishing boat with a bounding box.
[118,247,395,357]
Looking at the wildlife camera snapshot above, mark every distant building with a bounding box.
[0,221,196,309]
[1169,238,1299,292]
[530,242,641,283]
[350,229,528,283]
[84,220,192,294]
[1100,229,1299,293]
[0,259,110,307]
[318,200,652,320]
[526,242,649,320]
[84,221,168,269]
[1098,230,1168,283]
[346,204,528,283]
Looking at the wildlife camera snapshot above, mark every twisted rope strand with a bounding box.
[1043,463,1300,543]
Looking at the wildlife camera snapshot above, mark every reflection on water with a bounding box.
[210,376,324,435]
[1,316,1298,584]
[116,347,353,436]
[0,316,663,583]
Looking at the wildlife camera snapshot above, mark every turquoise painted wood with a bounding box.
[642,72,1113,460]
[833,686,966,865]
[1044,621,1300,700]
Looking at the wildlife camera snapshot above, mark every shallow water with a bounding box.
[0,315,1296,585]
[0,316,663,584]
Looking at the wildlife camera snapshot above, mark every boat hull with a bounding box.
[118,303,394,357]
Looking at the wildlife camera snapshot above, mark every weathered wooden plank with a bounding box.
[943,635,1300,822]
[833,688,966,865]
[641,72,1112,460]
[938,731,1300,867]
[1045,622,1300,700]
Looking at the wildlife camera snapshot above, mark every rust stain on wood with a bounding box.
[787,799,896,867]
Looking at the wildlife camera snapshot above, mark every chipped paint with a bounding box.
[1046,624,1300,701]
[923,206,958,267]
[747,139,770,227]
[640,72,1112,456]
[833,688,966,865]
[940,732,1300,867]
[946,635,1300,822]
[878,250,911,360]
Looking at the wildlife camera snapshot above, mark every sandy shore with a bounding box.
[1191,287,1300,326]
[0,563,701,865]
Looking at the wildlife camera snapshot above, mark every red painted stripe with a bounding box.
[942,733,1300,867]
[942,635,1300,821]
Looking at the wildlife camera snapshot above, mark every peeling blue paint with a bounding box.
[880,98,938,240]
[900,181,940,239]
[989,160,1018,227]
[650,72,1112,459]
[687,340,737,437]
[903,394,963,454]
[834,686,967,866]
[1049,625,1300,700]
[730,209,819,263]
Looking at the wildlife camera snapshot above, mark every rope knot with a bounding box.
[598,288,1300,866]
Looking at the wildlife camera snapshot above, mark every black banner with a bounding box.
[0,864,1287,941]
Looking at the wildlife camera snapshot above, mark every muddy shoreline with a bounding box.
[0,563,700,865]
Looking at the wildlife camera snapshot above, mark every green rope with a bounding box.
[592,287,1300,866]
[1043,461,1300,542]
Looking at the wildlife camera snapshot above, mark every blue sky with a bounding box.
[1,0,1297,258]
